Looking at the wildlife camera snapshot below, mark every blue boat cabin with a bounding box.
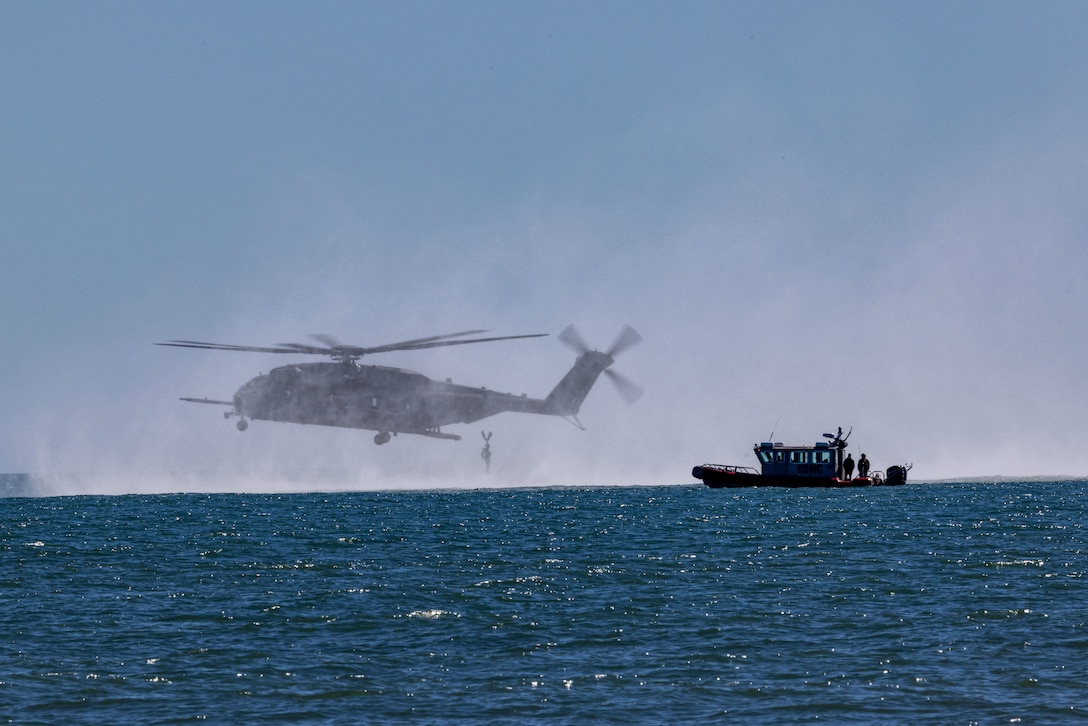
[754,441,840,478]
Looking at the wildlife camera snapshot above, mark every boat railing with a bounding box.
[704,464,759,475]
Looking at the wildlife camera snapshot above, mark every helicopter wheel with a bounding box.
[374,431,391,445]
[236,418,249,432]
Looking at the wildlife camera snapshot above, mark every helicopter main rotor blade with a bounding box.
[347,332,547,356]
[156,340,308,354]
[277,342,335,355]
[285,330,494,355]
[308,333,342,349]
[159,331,547,359]
[294,330,494,355]
[372,329,489,348]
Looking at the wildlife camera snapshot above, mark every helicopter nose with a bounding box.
[234,375,269,414]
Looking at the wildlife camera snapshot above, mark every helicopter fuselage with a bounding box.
[233,361,563,441]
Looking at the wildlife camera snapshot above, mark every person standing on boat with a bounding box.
[843,453,855,480]
[857,454,870,479]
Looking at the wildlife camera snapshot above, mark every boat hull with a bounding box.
[693,465,906,489]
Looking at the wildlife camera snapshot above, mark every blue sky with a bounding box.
[3,2,1087,489]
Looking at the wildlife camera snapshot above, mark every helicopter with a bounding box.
[157,325,642,445]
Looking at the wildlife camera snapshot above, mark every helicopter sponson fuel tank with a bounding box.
[159,325,641,444]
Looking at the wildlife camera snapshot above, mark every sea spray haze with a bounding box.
[2,480,1087,723]
[4,4,1088,482]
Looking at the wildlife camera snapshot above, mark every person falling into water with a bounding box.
[481,431,492,474]
[843,453,855,480]
[857,453,870,479]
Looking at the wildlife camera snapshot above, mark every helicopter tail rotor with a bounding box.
[557,324,591,355]
[603,367,644,404]
[547,324,643,413]
[559,324,643,359]
[606,325,643,358]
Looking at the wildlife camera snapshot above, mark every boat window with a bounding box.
[791,451,807,464]
[757,451,772,464]
[775,451,785,463]
[815,451,829,464]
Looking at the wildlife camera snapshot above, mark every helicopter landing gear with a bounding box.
[374,431,391,445]
[236,418,249,431]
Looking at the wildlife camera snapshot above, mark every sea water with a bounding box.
[2,479,1086,724]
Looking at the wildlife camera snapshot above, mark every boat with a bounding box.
[692,427,911,489]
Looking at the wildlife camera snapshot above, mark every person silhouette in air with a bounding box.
[481,431,492,474]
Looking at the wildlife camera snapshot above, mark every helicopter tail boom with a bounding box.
[542,351,614,416]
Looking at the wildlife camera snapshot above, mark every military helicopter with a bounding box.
[158,325,642,445]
